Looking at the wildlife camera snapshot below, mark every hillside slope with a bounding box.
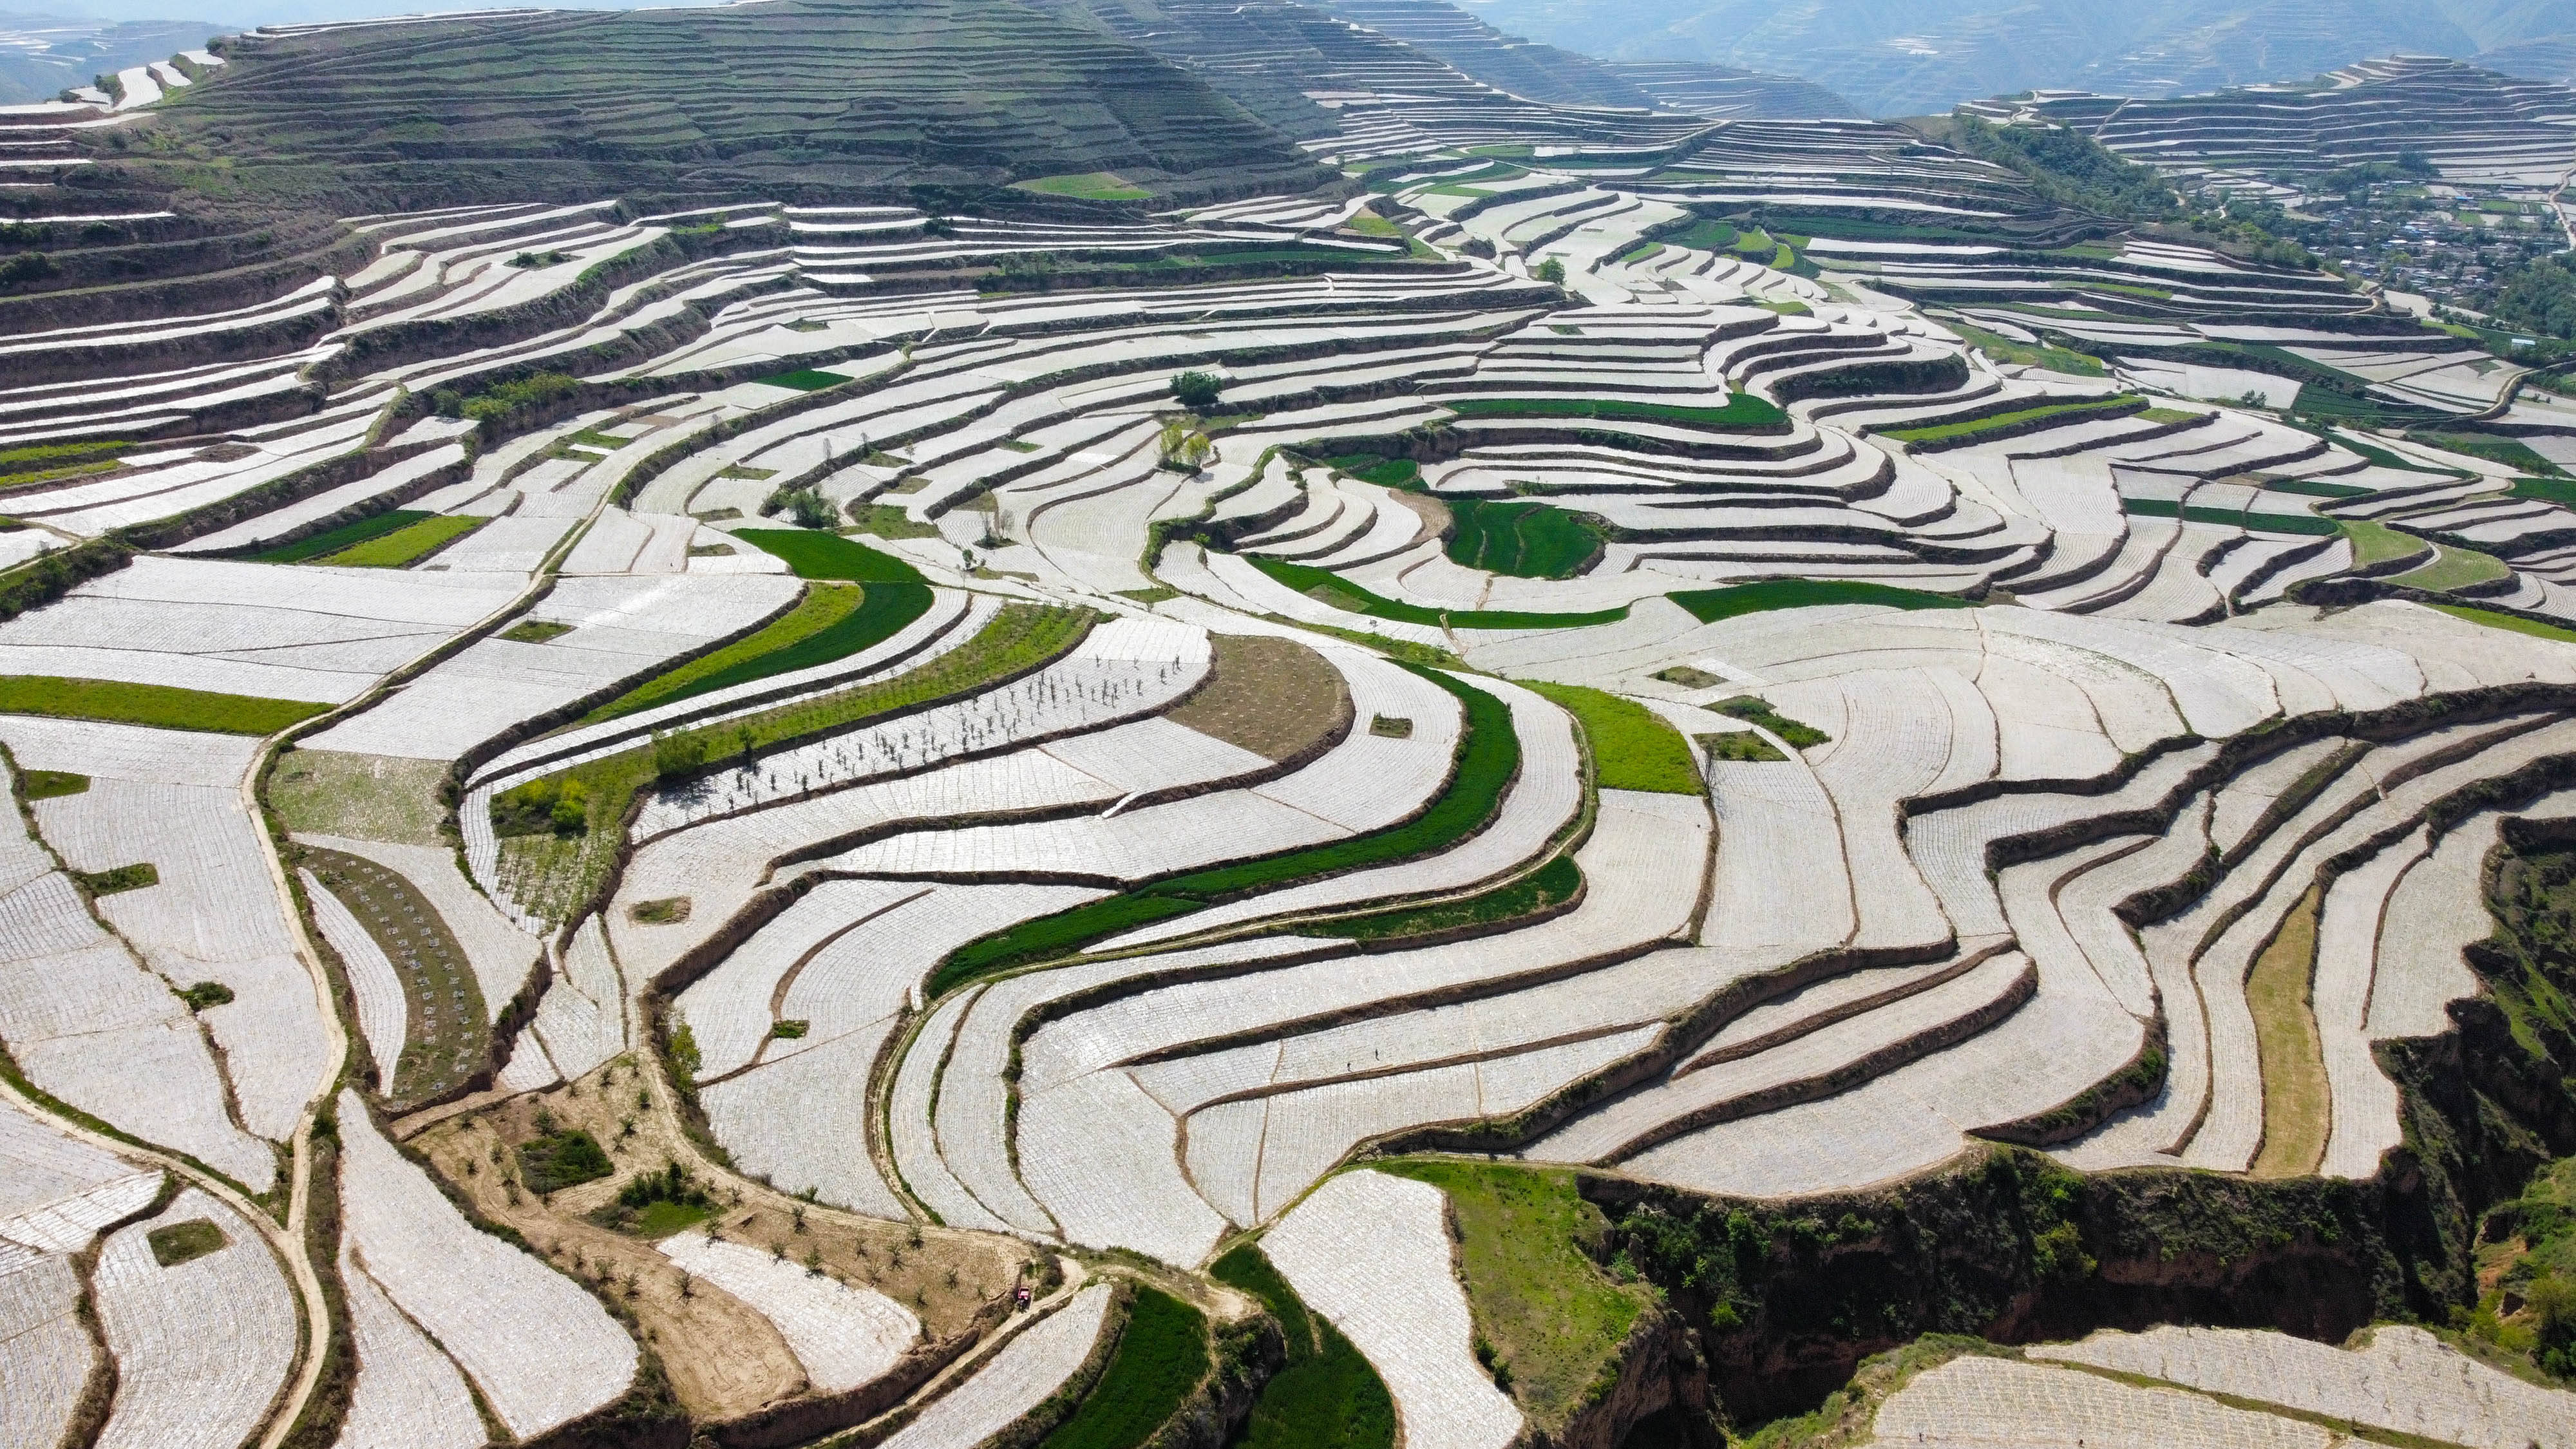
[1463,0,2576,115]
[141,0,1324,205]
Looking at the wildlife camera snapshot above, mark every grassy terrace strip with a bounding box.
[751,369,850,393]
[1374,1160,1651,1432]
[1670,578,1978,623]
[2432,604,2576,643]
[2389,544,2512,592]
[511,602,1094,842]
[317,513,488,567]
[582,581,935,723]
[1247,556,1628,630]
[2342,518,2431,569]
[247,509,438,563]
[0,676,329,734]
[933,663,1519,989]
[1880,395,2143,445]
[734,528,929,583]
[1443,394,1786,429]
[2123,498,2341,536]
[1520,681,1700,794]
[1313,852,1580,943]
[1038,1286,1208,1449]
[1210,1243,1396,1449]
[1446,498,1605,580]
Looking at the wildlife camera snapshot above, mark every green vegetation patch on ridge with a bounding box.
[1713,696,1830,750]
[247,509,437,564]
[1312,853,1580,943]
[1519,681,1700,794]
[934,663,1519,987]
[1669,578,1978,624]
[1246,556,1627,630]
[582,580,936,723]
[1374,1160,1654,1430]
[0,676,329,735]
[752,369,851,393]
[1211,1242,1396,1449]
[1039,1285,1208,1449]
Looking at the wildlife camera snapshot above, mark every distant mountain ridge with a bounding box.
[1458,0,2576,115]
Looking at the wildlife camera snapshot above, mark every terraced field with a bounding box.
[2,3,2575,1446]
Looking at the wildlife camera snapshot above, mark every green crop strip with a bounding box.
[1445,498,1604,580]
[2342,518,2430,569]
[1444,394,1786,430]
[2432,604,2576,643]
[1669,578,1978,624]
[2511,477,2576,507]
[2388,545,2512,592]
[1882,396,2141,444]
[751,369,850,393]
[0,677,329,734]
[315,513,488,567]
[1313,852,1580,943]
[248,510,437,564]
[491,603,1092,920]
[1039,1287,1208,1449]
[933,664,1519,988]
[735,528,929,583]
[1211,1242,1396,1449]
[1712,695,1830,749]
[2407,430,2562,476]
[1519,681,1699,794]
[1247,556,1627,630]
[582,580,936,723]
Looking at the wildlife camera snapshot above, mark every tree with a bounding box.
[1533,256,1567,284]
[1159,416,1213,472]
[1171,370,1223,410]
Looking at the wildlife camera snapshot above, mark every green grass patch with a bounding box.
[1944,319,2105,376]
[247,509,434,564]
[1314,853,1580,942]
[2343,518,2432,569]
[147,1219,225,1267]
[735,529,927,583]
[1664,218,1739,252]
[1713,696,1830,749]
[2137,406,2199,424]
[1882,396,2141,445]
[582,581,935,723]
[2431,604,2576,644]
[1444,394,1786,430]
[1374,1160,1653,1428]
[751,369,849,393]
[314,513,486,567]
[1520,681,1699,794]
[1245,556,1627,630]
[1013,171,1151,200]
[1446,498,1604,580]
[935,663,1518,986]
[2264,477,2371,498]
[1041,1286,1208,1449]
[1324,455,1422,489]
[1669,578,1976,624]
[502,620,573,644]
[1347,211,1403,239]
[78,862,158,896]
[2407,430,2562,475]
[518,1130,612,1195]
[849,504,942,540]
[2511,477,2576,507]
[1211,1243,1396,1449]
[1701,730,1787,762]
[2389,544,2513,592]
[0,677,328,734]
[20,769,86,799]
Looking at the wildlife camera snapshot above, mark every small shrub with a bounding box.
[518,1130,614,1194]
[1368,715,1413,739]
[1533,256,1566,284]
[175,981,233,1010]
[628,896,691,925]
[491,777,587,837]
[500,620,573,644]
[759,486,834,528]
[1712,696,1831,749]
[770,1019,810,1039]
[1171,370,1224,410]
[650,730,706,781]
[0,250,55,289]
